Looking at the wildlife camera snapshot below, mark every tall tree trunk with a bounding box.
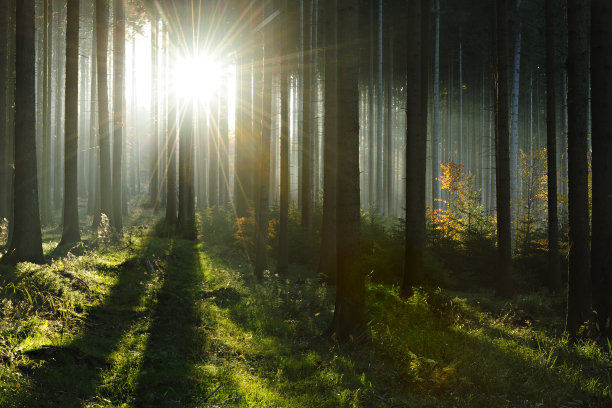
[301,0,312,230]
[1,0,44,264]
[40,0,51,225]
[432,0,441,211]
[254,1,272,279]
[150,13,159,211]
[545,0,560,293]
[495,0,512,298]
[318,0,337,283]
[208,94,219,208]
[0,0,10,224]
[164,32,177,228]
[88,13,97,216]
[590,0,612,337]
[565,0,591,335]
[331,0,363,341]
[59,0,81,245]
[53,1,64,215]
[111,0,124,231]
[95,0,112,227]
[278,0,294,276]
[509,0,521,224]
[401,0,427,298]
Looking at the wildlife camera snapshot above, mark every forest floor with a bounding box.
[0,207,611,407]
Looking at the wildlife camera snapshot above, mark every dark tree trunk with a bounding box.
[331,0,364,341]
[95,0,112,227]
[59,0,81,245]
[1,0,44,265]
[301,0,312,230]
[0,0,9,224]
[494,0,512,298]
[318,0,337,284]
[401,0,427,298]
[565,0,591,335]
[545,0,560,293]
[254,2,272,279]
[278,0,294,276]
[590,0,612,337]
[40,0,51,226]
[112,0,125,231]
[164,33,177,229]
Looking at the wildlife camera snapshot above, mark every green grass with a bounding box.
[0,209,610,407]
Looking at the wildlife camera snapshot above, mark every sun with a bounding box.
[173,52,223,103]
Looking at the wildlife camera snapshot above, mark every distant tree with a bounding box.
[330,0,364,340]
[112,0,125,231]
[544,0,560,293]
[164,32,177,229]
[278,0,293,276]
[1,0,44,264]
[254,1,272,279]
[494,0,512,298]
[565,0,591,335]
[401,0,427,297]
[318,0,337,284]
[95,0,112,227]
[300,0,313,231]
[590,0,612,337]
[150,10,159,211]
[0,0,9,225]
[58,0,81,246]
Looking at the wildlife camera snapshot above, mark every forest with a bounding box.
[0,0,611,406]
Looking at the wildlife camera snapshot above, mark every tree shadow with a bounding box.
[132,239,205,407]
[11,240,159,407]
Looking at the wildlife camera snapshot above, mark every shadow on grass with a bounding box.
[198,250,611,407]
[10,240,158,408]
[132,239,205,407]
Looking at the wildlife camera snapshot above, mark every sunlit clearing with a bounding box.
[174,53,223,103]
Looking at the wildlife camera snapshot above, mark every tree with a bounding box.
[40,0,52,226]
[494,0,512,298]
[58,0,81,246]
[112,0,125,232]
[1,0,44,265]
[330,0,363,340]
[164,31,177,229]
[431,0,441,211]
[401,0,427,298]
[318,0,337,284]
[254,0,272,279]
[278,0,293,276]
[590,0,612,337]
[544,0,560,293]
[0,0,9,225]
[150,11,159,211]
[565,0,591,335]
[95,0,112,227]
[301,0,313,230]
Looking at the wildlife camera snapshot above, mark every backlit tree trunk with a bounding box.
[59,0,81,245]
[1,0,44,265]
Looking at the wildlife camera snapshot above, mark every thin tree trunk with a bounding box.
[59,0,81,245]
[112,0,124,231]
[301,0,312,230]
[495,0,512,298]
[565,0,591,335]
[545,0,560,293]
[150,13,159,211]
[432,0,441,210]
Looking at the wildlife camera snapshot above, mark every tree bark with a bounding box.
[301,0,312,230]
[545,0,560,293]
[565,0,591,335]
[331,0,364,341]
[59,0,81,245]
[111,0,125,231]
[318,0,337,284]
[495,0,512,298]
[401,0,427,298]
[590,0,612,337]
[1,0,44,265]
[0,0,10,224]
[95,0,112,227]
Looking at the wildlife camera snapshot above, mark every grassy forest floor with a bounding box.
[0,205,611,407]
